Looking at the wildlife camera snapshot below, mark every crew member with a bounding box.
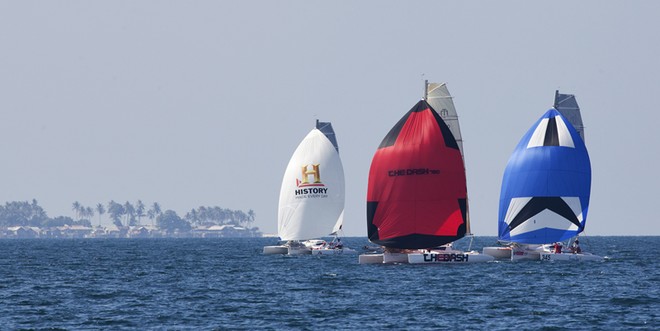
[571,239,581,254]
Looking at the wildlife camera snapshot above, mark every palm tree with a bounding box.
[149,202,161,226]
[96,203,106,227]
[107,200,125,227]
[84,206,94,221]
[247,209,256,227]
[185,208,199,226]
[147,209,155,225]
[72,201,81,220]
[135,200,145,226]
[124,201,136,226]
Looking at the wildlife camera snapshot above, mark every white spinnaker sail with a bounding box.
[426,82,464,157]
[278,128,345,241]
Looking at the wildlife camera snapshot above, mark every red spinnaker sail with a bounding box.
[366,100,467,249]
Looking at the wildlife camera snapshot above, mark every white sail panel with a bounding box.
[509,209,581,237]
[527,118,550,148]
[278,129,345,241]
[527,115,575,148]
[503,197,532,225]
[555,115,575,148]
[505,197,582,237]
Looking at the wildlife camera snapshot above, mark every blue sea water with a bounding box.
[0,236,657,330]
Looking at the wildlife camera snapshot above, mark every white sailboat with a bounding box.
[263,120,352,255]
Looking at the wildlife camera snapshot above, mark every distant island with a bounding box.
[0,199,262,239]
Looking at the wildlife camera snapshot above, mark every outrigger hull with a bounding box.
[358,250,493,264]
[540,252,603,262]
[511,250,541,261]
[358,252,408,264]
[482,246,512,259]
[408,251,494,264]
[311,248,357,255]
[287,246,312,255]
[358,254,384,264]
[510,244,545,261]
[263,245,288,255]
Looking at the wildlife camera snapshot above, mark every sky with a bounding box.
[1,1,658,236]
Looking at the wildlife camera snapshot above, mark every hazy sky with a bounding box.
[1,1,658,236]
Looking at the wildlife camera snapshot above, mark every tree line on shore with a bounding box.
[0,199,257,233]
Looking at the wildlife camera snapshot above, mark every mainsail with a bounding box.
[425,81,471,235]
[554,90,584,142]
[278,121,345,241]
[498,109,591,244]
[366,100,467,249]
[425,81,465,157]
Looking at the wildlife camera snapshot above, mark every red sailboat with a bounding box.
[359,82,493,264]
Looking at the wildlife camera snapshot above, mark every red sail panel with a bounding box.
[367,100,467,249]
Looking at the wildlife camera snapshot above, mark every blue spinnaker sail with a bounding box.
[498,109,591,244]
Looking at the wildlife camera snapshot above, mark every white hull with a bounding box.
[482,246,512,259]
[357,252,407,264]
[311,247,357,255]
[287,246,312,255]
[511,244,544,261]
[408,251,494,264]
[382,252,410,264]
[358,254,384,264]
[263,245,288,255]
[265,239,356,256]
[540,252,603,262]
[511,250,541,261]
[359,250,494,264]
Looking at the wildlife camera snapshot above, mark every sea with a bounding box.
[0,236,657,330]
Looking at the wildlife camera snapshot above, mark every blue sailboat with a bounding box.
[498,108,591,244]
[484,91,602,261]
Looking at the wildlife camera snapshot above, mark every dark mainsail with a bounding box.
[366,100,467,249]
[554,90,584,142]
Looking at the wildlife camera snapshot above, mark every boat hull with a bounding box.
[540,252,603,261]
[482,246,512,259]
[287,246,312,255]
[263,245,288,255]
[511,244,544,261]
[382,252,409,264]
[359,251,494,264]
[311,248,357,255]
[358,254,384,264]
[511,250,541,261]
[408,251,494,264]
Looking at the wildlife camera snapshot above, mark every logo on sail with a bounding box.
[295,164,328,198]
[388,168,441,177]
